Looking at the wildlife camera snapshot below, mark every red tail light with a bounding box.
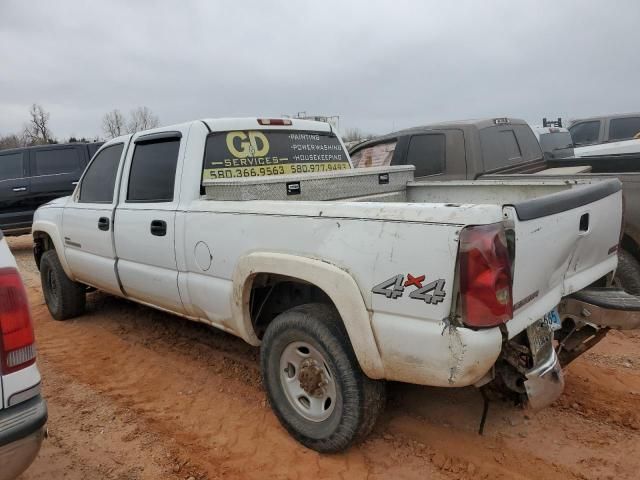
[0,267,36,374]
[459,223,513,328]
[257,118,292,126]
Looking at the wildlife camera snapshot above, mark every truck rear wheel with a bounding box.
[260,303,386,452]
[40,249,86,320]
[615,249,640,296]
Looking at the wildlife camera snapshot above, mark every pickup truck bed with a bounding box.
[350,118,640,296]
[485,153,640,294]
[31,117,628,452]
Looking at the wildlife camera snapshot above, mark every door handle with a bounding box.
[12,187,27,192]
[98,217,110,231]
[150,219,167,236]
[72,181,78,186]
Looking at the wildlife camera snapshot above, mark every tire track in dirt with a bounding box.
[8,235,640,479]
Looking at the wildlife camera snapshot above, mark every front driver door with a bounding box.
[62,142,125,295]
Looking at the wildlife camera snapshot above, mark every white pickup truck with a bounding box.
[32,117,632,452]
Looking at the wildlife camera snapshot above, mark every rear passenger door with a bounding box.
[114,130,187,314]
[30,146,85,207]
[0,150,31,230]
[62,143,126,295]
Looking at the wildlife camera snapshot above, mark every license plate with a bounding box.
[527,319,553,359]
[543,308,562,331]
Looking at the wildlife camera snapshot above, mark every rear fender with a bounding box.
[232,252,385,379]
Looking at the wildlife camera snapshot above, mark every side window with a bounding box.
[351,141,397,168]
[569,121,600,146]
[609,117,640,141]
[33,148,80,176]
[480,128,523,170]
[500,130,522,161]
[406,134,445,177]
[127,138,180,202]
[0,152,25,180]
[512,125,543,161]
[79,144,124,203]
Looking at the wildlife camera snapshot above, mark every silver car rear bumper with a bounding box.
[0,428,45,480]
[0,395,47,480]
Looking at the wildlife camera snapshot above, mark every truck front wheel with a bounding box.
[40,249,86,320]
[260,303,386,452]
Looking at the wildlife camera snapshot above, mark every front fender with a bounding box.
[32,216,74,280]
[231,252,385,379]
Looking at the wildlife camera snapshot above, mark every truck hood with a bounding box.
[575,139,640,157]
[42,196,70,208]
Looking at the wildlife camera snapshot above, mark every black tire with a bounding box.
[260,303,386,453]
[615,249,640,295]
[40,249,86,320]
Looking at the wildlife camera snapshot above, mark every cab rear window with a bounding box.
[203,130,350,180]
[351,141,397,168]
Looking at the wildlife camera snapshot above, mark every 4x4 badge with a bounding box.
[372,274,446,304]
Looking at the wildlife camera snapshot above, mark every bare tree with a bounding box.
[127,106,159,133]
[23,104,53,145]
[341,127,370,143]
[0,134,24,150]
[102,109,126,138]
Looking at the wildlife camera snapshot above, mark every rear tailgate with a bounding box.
[503,179,622,337]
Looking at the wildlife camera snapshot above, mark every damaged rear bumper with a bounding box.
[524,345,565,409]
[498,319,565,409]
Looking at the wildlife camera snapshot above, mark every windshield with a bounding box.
[539,132,574,158]
[203,130,350,180]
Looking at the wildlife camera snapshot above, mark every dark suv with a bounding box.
[0,142,102,235]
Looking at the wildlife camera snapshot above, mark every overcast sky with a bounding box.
[1,0,639,139]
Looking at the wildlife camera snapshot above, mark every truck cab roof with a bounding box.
[350,117,543,179]
[0,141,103,155]
[568,112,640,127]
[352,117,530,147]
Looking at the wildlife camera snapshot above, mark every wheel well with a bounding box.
[249,273,334,339]
[33,231,54,270]
[621,233,640,261]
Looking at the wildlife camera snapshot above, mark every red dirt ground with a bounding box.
[8,235,639,480]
